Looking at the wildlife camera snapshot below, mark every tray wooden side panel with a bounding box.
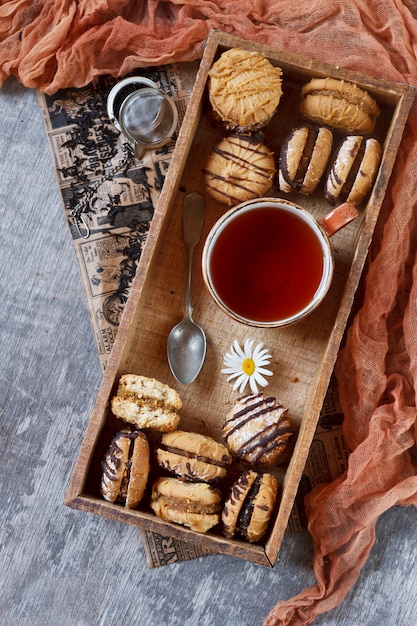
[66,31,415,567]
[64,43,217,508]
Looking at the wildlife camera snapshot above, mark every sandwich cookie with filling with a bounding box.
[151,476,222,533]
[300,77,380,134]
[111,374,182,432]
[325,135,382,205]
[101,429,150,508]
[279,125,333,195]
[222,470,278,542]
[156,430,232,483]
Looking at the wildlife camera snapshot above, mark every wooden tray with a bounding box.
[65,31,415,566]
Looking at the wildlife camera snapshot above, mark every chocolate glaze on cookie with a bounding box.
[222,469,278,542]
[101,429,150,508]
[203,133,276,206]
[279,125,333,195]
[325,136,382,205]
[222,393,293,467]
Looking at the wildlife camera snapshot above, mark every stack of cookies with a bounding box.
[202,48,382,208]
[203,48,283,206]
[279,77,382,205]
[100,374,294,543]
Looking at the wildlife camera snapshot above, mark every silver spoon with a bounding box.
[167,192,206,384]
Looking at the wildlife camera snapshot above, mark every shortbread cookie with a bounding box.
[208,47,283,132]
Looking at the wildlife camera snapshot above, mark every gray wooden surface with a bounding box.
[1,76,416,626]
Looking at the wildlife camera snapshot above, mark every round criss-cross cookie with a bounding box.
[100,429,150,509]
[208,47,283,132]
[222,393,293,468]
[203,132,276,206]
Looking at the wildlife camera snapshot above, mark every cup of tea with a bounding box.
[107,76,178,158]
[201,197,358,328]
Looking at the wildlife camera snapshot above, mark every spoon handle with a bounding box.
[182,192,205,316]
[183,192,205,246]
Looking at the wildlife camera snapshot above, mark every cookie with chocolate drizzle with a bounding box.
[156,430,232,483]
[100,429,150,508]
[202,133,276,206]
[222,393,293,467]
[279,125,333,195]
[222,470,278,542]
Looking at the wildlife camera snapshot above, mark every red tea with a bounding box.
[209,206,325,322]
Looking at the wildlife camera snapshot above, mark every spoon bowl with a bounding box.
[167,317,206,385]
[167,192,206,384]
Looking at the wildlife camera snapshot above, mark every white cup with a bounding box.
[202,197,358,328]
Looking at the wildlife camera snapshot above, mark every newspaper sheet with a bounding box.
[37,63,350,568]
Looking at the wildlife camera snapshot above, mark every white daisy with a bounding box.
[221,339,273,394]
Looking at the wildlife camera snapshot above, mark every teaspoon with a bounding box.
[167,192,206,384]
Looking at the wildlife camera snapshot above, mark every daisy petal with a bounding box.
[221,365,241,374]
[233,339,246,359]
[253,345,271,361]
[252,342,264,356]
[255,358,272,369]
[239,376,249,394]
[249,376,259,394]
[226,372,243,382]
[224,361,239,372]
[223,357,240,369]
[253,372,270,388]
[256,366,273,377]
[243,339,253,357]
[258,351,272,362]
[232,372,248,392]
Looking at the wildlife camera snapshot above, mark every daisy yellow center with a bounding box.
[242,357,256,376]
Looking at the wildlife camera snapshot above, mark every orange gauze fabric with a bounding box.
[2,1,417,624]
[262,2,417,625]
